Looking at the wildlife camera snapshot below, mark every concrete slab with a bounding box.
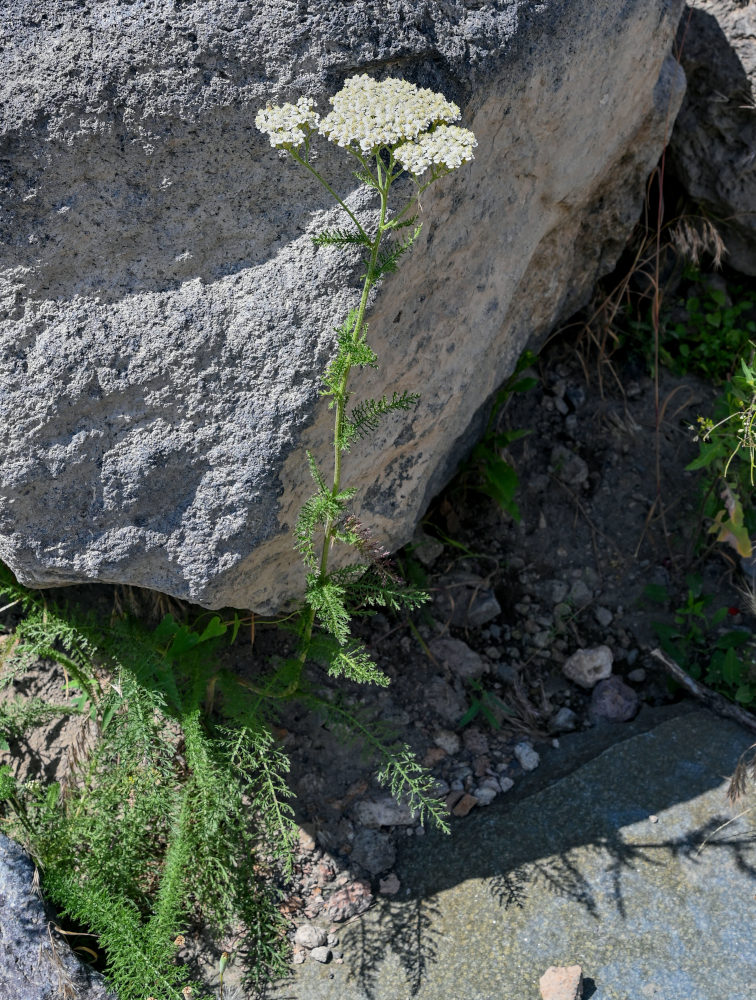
[272,710,756,1000]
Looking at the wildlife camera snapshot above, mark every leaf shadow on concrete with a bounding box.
[334,709,756,999]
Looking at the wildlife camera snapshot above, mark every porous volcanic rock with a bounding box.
[0,834,114,1000]
[0,1,684,610]
[669,1,756,274]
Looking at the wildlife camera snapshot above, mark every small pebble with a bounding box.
[309,946,331,964]
[562,645,613,689]
[498,776,515,793]
[434,729,461,755]
[627,667,646,683]
[550,706,578,733]
[379,873,401,895]
[539,964,583,1000]
[649,814,659,824]
[594,605,613,627]
[452,792,478,817]
[474,785,497,806]
[514,742,540,771]
[294,923,327,950]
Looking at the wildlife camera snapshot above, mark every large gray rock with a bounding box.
[0,1,685,611]
[0,834,114,1000]
[669,1,756,274]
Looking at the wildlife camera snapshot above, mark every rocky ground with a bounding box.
[3,311,756,996]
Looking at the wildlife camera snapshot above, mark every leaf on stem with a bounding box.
[344,391,420,447]
[312,228,372,249]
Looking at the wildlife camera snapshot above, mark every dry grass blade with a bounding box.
[729,742,756,804]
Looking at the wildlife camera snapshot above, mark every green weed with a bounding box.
[466,349,538,521]
[659,272,756,382]
[687,352,756,556]
[645,576,755,706]
[459,679,514,730]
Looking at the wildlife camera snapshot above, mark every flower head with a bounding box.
[318,74,461,154]
[255,96,320,149]
[395,124,478,177]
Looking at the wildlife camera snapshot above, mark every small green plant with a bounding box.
[459,678,513,730]
[659,272,756,382]
[646,576,755,705]
[1,74,480,997]
[687,352,756,557]
[465,349,538,521]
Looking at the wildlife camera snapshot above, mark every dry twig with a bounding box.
[651,647,756,734]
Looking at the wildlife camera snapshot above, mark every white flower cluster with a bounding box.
[394,124,478,176]
[255,96,320,148]
[255,76,477,174]
[318,74,461,154]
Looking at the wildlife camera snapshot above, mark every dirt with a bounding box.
[2,325,754,994]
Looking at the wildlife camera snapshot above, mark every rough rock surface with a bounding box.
[669,1,756,274]
[0,834,114,1000]
[0,1,685,610]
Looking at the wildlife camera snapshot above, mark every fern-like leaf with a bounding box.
[305,574,351,645]
[322,322,378,401]
[312,227,372,249]
[353,169,379,189]
[328,644,390,687]
[372,224,422,279]
[346,390,421,445]
[303,693,450,833]
[306,450,327,492]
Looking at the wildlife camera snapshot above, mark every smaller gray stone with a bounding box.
[309,946,332,964]
[550,706,579,733]
[550,445,589,487]
[550,580,569,604]
[434,573,502,628]
[429,637,486,680]
[496,662,520,685]
[352,795,415,828]
[433,729,461,755]
[294,923,327,950]
[627,667,646,684]
[426,676,467,723]
[412,530,445,568]
[590,675,640,723]
[473,786,498,806]
[513,742,540,771]
[568,579,593,605]
[350,829,396,876]
[498,776,515,793]
[563,645,613,689]
[594,605,613,627]
[431,778,451,798]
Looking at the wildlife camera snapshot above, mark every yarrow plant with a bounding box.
[255,74,476,706]
[0,75,476,1000]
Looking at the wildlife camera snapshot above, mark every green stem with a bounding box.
[297,166,392,665]
[288,149,368,240]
